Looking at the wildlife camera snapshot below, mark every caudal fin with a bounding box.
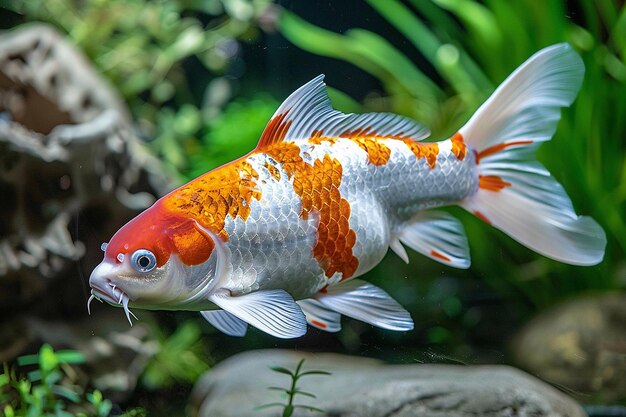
[459,43,605,265]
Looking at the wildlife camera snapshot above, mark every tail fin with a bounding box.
[459,43,605,265]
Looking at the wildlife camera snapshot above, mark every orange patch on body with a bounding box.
[264,161,281,181]
[309,129,391,165]
[265,142,359,279]
[401,138,439,169]
[352,137,391,166]
[475,140,534,163]
[479,175,511,192]
[162,159,261,240]
[430,250,451,263]
[309,135,339,145]
[451,132,467,161]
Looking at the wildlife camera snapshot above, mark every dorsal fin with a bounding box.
[256,75,430,150]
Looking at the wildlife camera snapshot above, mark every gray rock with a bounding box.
[190,350,586,417]
[512,293,626,403]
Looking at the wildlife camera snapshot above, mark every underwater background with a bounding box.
[0,0,624,416]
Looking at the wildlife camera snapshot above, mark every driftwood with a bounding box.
[0,24,170,321]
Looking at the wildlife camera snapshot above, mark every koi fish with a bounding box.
[89,44,605,338]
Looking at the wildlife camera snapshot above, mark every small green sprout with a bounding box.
[0,343,140,417]
[258,358,330,417]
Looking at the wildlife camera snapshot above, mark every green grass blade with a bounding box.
[365,0,492,93]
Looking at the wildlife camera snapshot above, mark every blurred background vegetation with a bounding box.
[1,0,625,415]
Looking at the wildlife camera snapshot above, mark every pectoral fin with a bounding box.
[208,289,307,339]
[315,279,413,331]
[200,310,248,337]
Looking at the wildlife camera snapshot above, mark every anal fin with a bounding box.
[297,299,341,332]
[391,210,470,269]
[315,279,413,331]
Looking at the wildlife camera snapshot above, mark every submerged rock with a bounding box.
[512,293,626,403]
[190,350,585,417]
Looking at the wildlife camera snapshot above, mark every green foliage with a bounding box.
[0,344,126,417]
[278,0,626,308]
[5,0,272,174]
[186,94,279,179]
[141,321,211,390]
[258,359,330,417]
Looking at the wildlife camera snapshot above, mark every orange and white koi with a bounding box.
[89,44,605,338]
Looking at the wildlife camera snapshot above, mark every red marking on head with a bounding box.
[451,132,467,161]
[479,175,511,192]
[310,319,328,329]
[473,211,491,225]
[265,142,359,280]
[106,203,215,267]
[430,250,451,263]
[476,140,534,163]
[113,156,263,268]
[258,112,292,148]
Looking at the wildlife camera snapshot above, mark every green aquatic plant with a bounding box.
[0,344,114,417]
[258,359,330,417]
[141,321,211,390]
[278,0,626,310]
[186,94,280,180]
[4,0,273,173]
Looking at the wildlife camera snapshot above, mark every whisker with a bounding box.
[121,295,134,327]
[87,295,95,315]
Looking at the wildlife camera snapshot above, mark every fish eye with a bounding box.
[130,249,157,273]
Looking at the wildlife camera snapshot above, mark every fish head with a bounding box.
[89,202,225,314]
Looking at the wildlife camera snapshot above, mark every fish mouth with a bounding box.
[88,263,138,326]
